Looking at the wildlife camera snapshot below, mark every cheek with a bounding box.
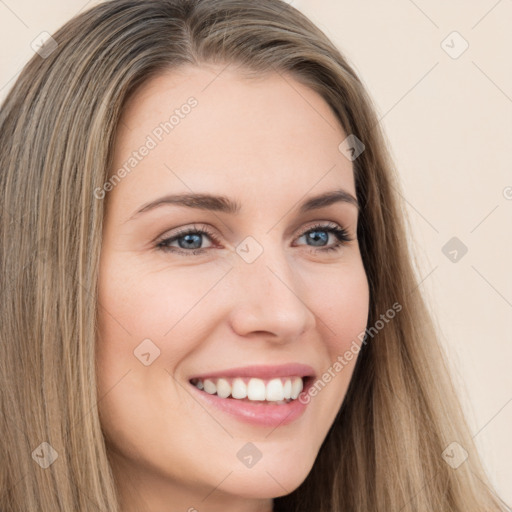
[308,258,370,354]
[97,255,230,341]
[95,256,231,410]
[302,260,369,405]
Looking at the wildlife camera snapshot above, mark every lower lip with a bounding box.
[189,381,311,427]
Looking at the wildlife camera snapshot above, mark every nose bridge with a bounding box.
[228,235,316,339]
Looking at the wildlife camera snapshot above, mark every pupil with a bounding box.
[308,230,328,246]
[175,231,329,250]
[179,233,202,249]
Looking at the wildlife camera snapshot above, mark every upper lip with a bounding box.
[189,363,316,381]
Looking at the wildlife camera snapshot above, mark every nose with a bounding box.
[227,243,317,342]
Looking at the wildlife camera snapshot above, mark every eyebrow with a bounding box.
[128,188,359,221]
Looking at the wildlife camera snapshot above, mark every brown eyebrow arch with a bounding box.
[299,189,359,213]
[128,188,359,221]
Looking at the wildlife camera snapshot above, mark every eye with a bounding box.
[155,222,353,256]
[156,224,218,256]
[294,222,352,253]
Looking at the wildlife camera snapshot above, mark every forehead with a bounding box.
[111,64,355,206]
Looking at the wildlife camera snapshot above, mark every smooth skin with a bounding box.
[96,63,370,512]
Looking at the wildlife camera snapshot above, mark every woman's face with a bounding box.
[97,64,369,512]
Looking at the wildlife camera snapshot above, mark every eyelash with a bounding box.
[155,222,353,257]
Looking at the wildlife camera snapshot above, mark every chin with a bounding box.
[220,457,314,499]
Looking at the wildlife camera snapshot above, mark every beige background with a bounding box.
[1,0,510,504]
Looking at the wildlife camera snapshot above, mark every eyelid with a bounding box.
[154,223,219,247]
[155,220,352,255]
[296,221,352,241]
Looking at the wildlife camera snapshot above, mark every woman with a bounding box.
[0,0,508,511]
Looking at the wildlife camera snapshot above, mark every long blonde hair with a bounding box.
[0,1,508,510]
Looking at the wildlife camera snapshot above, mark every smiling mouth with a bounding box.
[189,376,310,404]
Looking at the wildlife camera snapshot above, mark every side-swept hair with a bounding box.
[0,1,508,510]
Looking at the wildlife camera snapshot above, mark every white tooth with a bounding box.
[247,378,266,401]
[216,378,231,398]
[196,380,204,390]
[203,379,217,395]
[290,377,303,399]
[231,378,247,399]
[283,379,292,399]
[266,378,284,401]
